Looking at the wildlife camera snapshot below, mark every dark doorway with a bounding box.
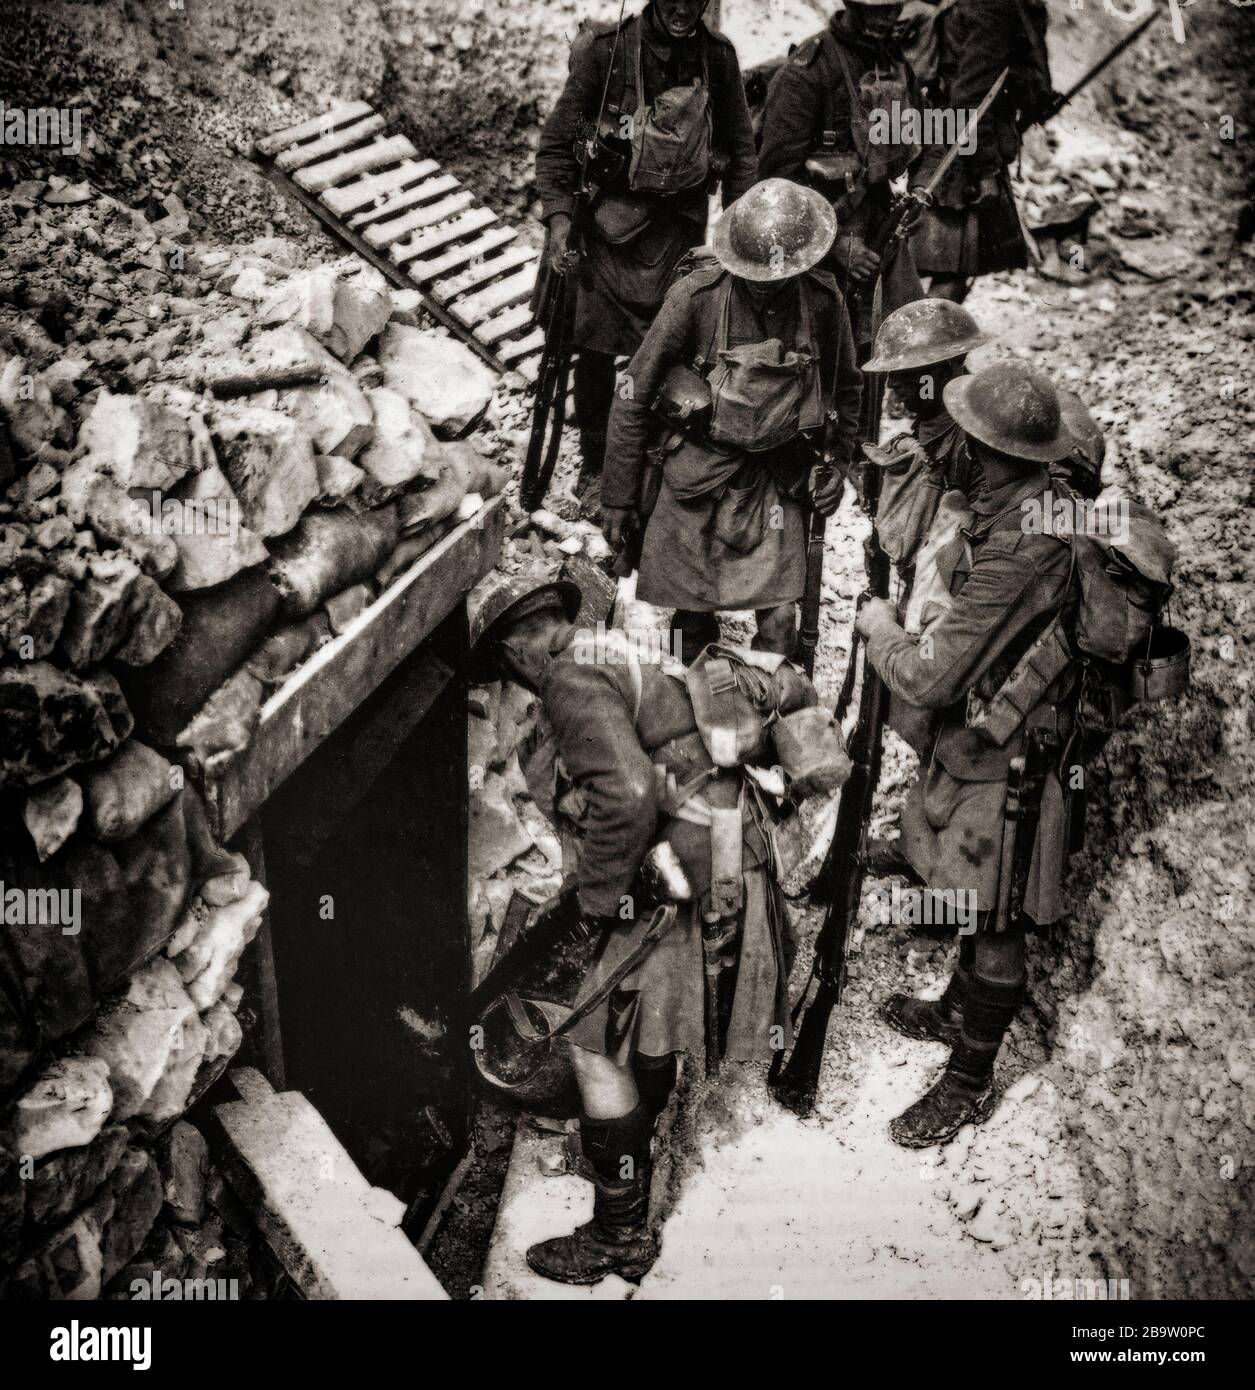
[260,608,472,1223]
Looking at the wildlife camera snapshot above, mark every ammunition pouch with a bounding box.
[967,615,1073,748]
[804,149,863,214]
[585,127,629,188]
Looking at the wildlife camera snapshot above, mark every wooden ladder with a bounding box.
[254,100,545,382]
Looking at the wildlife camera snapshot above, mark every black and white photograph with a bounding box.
[0,0,1251,1351]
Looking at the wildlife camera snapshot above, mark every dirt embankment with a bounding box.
[0,0,619,246]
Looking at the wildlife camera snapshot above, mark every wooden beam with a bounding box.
[234,819,286,1090]
[211,1068,448,1300]
[254,100,373,159]
[198,497,504,841]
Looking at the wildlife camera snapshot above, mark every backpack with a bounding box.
[968,490,1189,749]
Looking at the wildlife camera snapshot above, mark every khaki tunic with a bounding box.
[534,9,758,358]
[864,471,1077,925]
[911,0,1053,278]
[535,630,798,1065]
[603,265,862,611]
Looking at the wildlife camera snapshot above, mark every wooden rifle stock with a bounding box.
[520,264,577,513]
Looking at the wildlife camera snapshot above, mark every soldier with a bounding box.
[600,178,859,660]
[757,0,926,356]
[864,296,992,563]
[534,0,758,512]
[467,570,820,1284]
[896,0,959,105]
[861,297,991,761]
[910,0,1055,303]
[853,362,1079,1147]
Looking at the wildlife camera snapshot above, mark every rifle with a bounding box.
[798,413,842,679]
[519,2,630,514]
[842,67,1009,332]
[1033,12,1157,129]
[519,251,579,515]
[768,365,893,1116]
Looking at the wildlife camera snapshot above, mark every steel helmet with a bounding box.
[1057,389,1105,464]
[943,362,1075,464]
[712,178,837,282]
[863,298,991,373]
[467,569,581,684]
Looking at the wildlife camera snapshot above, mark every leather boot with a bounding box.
[888,1069,997,1149]
[888,973,1020,1148]
[863,836,920,881]
[880,992,963,1046]
[526,1103,659,1285]
[881,962,966,1045]
[525,1165,658,1285]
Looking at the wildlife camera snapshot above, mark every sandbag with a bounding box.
[176,669,264,772]
[244,612,330,687]
[81,740,177,843]
[74,793,195,996]
[117,564,282,745]
[267,504,399,618]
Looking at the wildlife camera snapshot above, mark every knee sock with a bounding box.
[936,936,977,1022]
[633,1054,677,1121]
[948,973,1024,1089]
[581,1102,653,1186]
[581,1102,653,1232]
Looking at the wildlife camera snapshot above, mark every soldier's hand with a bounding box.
[835,235,880,283]
[809,465,845,516]
[602,505,637,552]
[855,595,897,639]
[547,213,574,272]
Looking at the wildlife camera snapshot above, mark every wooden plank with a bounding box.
[211,1070,448,1300]
[201,497,505,841]
[473,302,533,346]
[391,206,497,267]
[514,354,542,386]
[235,820,285,1090]
[275,113,386,171]
[409,225,517,284]
[364,189,476,248]
[322,157,440,217]
[295,133,417,195]
[254,163,511,377]
[255,100,373,159]
[497,325,546,365]
[430,243,537,305]
[452,265,538,327]
[347,172,459,230]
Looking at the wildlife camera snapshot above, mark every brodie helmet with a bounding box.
[467,569,581,684]
[863,298,991,373]
[712,178,837,282]
[943,362,1075,465]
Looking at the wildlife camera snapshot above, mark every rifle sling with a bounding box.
[504,904,680,1045]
